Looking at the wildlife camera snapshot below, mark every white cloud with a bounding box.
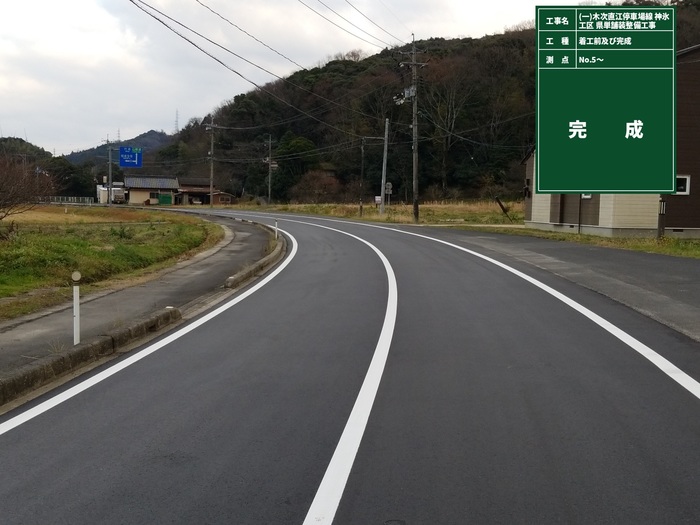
[0,0,577,156]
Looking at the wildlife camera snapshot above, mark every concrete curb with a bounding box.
[0,308,182,406]
[0,220,287,407]
[225,221,286,289]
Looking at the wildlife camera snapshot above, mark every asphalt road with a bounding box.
[1,211,699,524]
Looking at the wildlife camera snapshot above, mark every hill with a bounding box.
[64,130,173,166]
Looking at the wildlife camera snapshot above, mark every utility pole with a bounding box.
[411,36,419,223]
[380,118,390,215]
[267,134,272,204]
[208,117,214,208]
[107,139,113,208]
[359,134,385,217]
[399,34,427,223]
[360,137,365,217]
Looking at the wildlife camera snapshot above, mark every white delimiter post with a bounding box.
[72,271,81,345]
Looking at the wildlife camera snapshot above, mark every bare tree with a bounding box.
[423,56,476,195]
[0,154,57,222]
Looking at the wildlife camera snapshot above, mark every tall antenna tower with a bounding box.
[174,110,180,135]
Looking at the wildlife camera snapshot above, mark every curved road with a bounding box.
[1,212,700,524]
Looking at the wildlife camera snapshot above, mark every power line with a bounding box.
[312,0,396,48]
[295,0,386,49]
[132,0,413,138]
[129,0,366,139]
[195,0,308,71]
[375,0,412,36]
[342,0,407,44]
[422,111,536,149]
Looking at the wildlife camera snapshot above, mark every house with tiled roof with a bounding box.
[124,175,179,205]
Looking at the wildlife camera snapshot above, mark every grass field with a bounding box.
[0,206,223,319]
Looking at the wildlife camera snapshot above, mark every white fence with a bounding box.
[42,196,95,205]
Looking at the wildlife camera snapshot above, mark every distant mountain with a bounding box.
[64,130,173,165]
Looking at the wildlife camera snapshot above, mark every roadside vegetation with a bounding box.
[0,206,223,320]
[1,199,698,321]
[243,200,524,224]
[234,199,700,260]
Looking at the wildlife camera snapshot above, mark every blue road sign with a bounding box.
[119,147,143,168]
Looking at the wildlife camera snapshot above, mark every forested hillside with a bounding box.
[148,0,700,203]
[4,0,698,202]
[156,29,538,202]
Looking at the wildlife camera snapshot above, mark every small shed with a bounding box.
[176,177,235,205]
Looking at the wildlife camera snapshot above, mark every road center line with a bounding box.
[272,220,398,525]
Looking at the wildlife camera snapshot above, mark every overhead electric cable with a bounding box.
[312,0,395,48]
[422,111,536,149]
[129,0,367,139]
[132,0,412,136]
[342,0,407,44]
[295,0,385,49]
[376,0,412,35]
[195,0,308,71]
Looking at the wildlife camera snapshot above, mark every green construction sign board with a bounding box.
[536,6,676,193]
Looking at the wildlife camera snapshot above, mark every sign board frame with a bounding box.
[535,6,676,194]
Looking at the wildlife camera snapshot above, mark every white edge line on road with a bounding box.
[0,230,299,438]
[386,227,700,401]
[344,221,700,402]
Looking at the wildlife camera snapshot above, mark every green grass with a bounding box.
[0,207,223,319]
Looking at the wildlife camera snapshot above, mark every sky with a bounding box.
[0,0,591,156]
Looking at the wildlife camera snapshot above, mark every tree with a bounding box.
[423,56,475,195]
[0,154,57,222]
[273,132,319,200]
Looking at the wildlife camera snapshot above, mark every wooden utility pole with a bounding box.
[209,117,214,208]
[399,34,427,223]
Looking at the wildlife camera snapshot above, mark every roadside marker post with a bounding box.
[72,271,81,346]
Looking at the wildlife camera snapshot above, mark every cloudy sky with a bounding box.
[1,0,585,156]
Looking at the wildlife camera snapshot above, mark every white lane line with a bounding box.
[331,222,700,402]
[269,220,397,525]
[0,230,299,437]
[240,212,700,401]
[385,227,700,401]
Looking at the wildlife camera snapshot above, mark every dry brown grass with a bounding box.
[233,200,525,224]
[10,205,161,225]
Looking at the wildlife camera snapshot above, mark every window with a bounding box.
[676,175,690,195]
[149,192,159,199]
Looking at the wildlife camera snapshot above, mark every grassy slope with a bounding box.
[0,206,223,319]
